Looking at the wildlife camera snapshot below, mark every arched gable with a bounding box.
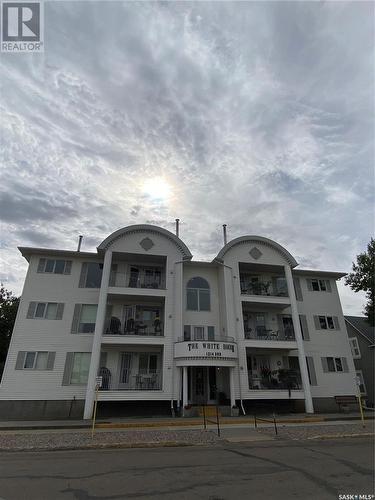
[215,235,298,267]
[97,224,192,260]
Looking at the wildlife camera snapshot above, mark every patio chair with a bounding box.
[125,318,135,334]
[98,367,111,390]
[256,325,268,340]
[244,327,253,339]
[108,316,121,335]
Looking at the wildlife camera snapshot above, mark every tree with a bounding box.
[345,238,375,326]
[0,286,20,379]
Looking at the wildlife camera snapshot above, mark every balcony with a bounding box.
[109,269,166,289]
[243,310,296,346]
[239,263,290,306]
[98,370,162,391]
[244,326,295,341]
[103,306,164,338]
[248,369,302,390]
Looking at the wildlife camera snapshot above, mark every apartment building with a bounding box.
[0,224,357,419]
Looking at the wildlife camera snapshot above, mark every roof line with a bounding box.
[18,247,98,262]
[345,317,373,344]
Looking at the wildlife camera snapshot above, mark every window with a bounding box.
[138,353,158,374]
[186,277,210,311]
[70,353,91,384]
[356,371,367,395]
[79,305,98,333]
[193,326,205,340]
[38,258,72,274]
[323,357,347,373]
[318,316,335,330]
[349,338,361,359]
[17,351,54,370]
[309,279,330,292]
[27,302,64,320]
[79,262,103,288]
[24,352,36,369]
[184,325,215,341]
[184,325,191,341]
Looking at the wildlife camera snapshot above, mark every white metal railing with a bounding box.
[244,326,295,341]
[240,276,288,297]
[248,370,302,390]
[98,370,162,391]
[109,271,166,289]
[177,335,235,343]
[104,316,163,337]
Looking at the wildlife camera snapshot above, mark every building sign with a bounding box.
[175,341,237,360]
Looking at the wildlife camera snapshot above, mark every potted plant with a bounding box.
[276,368,297,397]
[260,366,272,388]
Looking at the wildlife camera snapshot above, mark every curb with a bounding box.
[0,440,210,453]
[307,432,375,441]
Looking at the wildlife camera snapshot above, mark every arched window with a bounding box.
[186,277,210,311]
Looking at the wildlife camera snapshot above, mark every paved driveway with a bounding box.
[0,436,373,500]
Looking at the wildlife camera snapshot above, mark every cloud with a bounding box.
[0,1,373,315]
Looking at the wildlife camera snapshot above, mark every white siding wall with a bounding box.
[295,276,357,397]
[0,254,100,400]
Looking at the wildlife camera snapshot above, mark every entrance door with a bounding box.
[193,367,207,404]
[191,367,218,404]
[119,353,132,388]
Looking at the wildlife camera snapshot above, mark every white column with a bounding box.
[284,264,314,414]
[83,250,112,419]
[182,366,188,413]
[175,367,181,409]
[229,367,236,408]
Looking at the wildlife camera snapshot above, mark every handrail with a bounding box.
[202,405,221,437]
[176,336,235,343]
[254,410,278,435]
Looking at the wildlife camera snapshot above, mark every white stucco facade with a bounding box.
[0,224,358,419]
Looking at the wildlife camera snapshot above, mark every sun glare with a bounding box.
[143,178,171,200]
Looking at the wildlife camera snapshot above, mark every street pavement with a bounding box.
[0,436,373,500]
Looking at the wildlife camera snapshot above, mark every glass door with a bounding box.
[119,353,132,388]
[129,267,139,287]
[193,367,207,404]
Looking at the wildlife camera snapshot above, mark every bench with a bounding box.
[334,395,358,412]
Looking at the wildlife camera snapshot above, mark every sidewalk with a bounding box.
[0,411,373,431]
[0,420,373,452]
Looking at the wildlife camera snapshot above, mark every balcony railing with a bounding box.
[104,317,163,337]
[109,271,166,289]
[98,370,162,391]
[177,335,235,343]
[244,326,295,341]
[248,370,302,390]
[240,278,288,297]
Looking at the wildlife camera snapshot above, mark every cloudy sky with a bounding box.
[0,1,373,313]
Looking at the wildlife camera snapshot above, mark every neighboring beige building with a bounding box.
[0,224,357,419]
